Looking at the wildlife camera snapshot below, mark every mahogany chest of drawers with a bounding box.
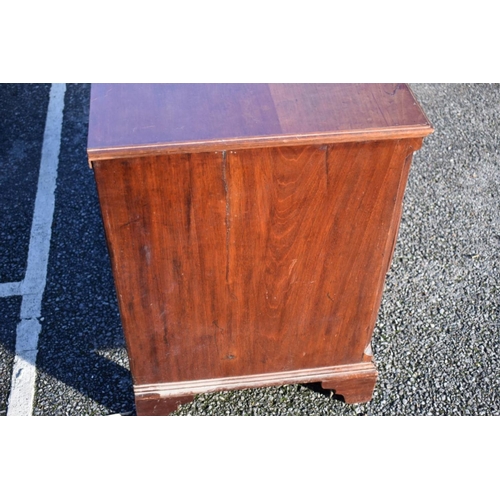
[87,84,432,415]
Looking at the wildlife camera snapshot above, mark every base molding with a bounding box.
[133,362,378,415]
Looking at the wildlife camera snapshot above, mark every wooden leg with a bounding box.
[134,394,195,416]
[321,366,377,404]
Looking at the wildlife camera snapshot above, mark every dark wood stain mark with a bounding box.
[222,150,230,283]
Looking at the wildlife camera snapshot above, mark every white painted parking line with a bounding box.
[7,83,66,416]
[0,281,22,297]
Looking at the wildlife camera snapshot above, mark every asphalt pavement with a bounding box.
[0,83,498,416]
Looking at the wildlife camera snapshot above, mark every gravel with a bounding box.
[32,84,134,416]
[0,84,51,283]
[0,296,20,416]
[2,83,498,416]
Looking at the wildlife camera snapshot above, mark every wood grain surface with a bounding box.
[133,362,378,414]
[89,84,433,412]
[134,394,194,416]
[88,84,432,159]
[93,138,421,387]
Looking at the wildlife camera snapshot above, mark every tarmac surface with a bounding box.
[0,83,498,416]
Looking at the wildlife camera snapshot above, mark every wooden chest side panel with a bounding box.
[93,140,418,385]
[226,141,417,370]
[93,153,229,384]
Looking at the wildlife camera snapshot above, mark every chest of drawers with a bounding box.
[87,84,432,415]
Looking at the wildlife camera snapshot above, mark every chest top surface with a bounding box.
[87,83,432,160]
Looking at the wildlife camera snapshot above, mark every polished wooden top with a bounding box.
[87,84,432,160]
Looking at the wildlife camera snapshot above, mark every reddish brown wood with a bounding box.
[88,84,432,159]
[135,394,194,416]
[93,139,421,386]
[88,84,432,414]
[133,362,377,407]
[321,369,378,404]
